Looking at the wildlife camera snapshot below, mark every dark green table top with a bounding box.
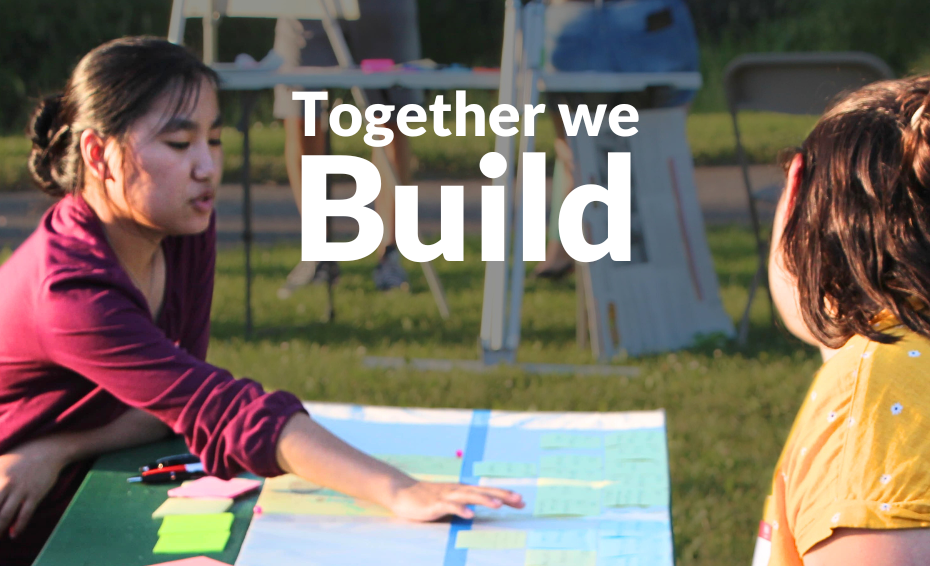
[34,438,258,566]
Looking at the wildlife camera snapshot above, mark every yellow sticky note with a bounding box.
[158,513,234,536]
[152,498,233,518]
[152,531,231,554]
[455,530,527,549]
[525,550,597,566]
[255,488,389,517]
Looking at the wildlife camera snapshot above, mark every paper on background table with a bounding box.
[167,477,260,499]
[534,486,601,517]
[152,530,231,554]
[539,455,603,481]
[472,461,537,478]
[152,497,233,518]
[158,513,235,535]
[148,557,229,566]
[524,549,598,566]
[454,530,527,549]
[526,530,598,551]
[540,433,602,450]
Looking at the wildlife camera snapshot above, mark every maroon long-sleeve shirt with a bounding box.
[0,193,306,562]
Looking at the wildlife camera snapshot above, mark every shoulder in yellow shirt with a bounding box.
[757,322,930,566]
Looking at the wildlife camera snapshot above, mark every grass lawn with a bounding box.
[0,111,817,190]
[0,225,818,564]
[194,226,819,566]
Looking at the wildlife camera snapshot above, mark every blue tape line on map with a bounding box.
[442,409,490,566]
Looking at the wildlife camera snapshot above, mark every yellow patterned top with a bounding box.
[758,314,930,565]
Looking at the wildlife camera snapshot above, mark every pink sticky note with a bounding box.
[167,476,260,499]
[361,59,395,73]
[148,557,228,566]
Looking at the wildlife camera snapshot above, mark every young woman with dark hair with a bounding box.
[758,76,930,565]
[0,36,522,565]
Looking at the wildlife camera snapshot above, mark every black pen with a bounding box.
[128,462,205,484]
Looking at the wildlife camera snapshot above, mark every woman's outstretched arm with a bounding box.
[276,413,524,521]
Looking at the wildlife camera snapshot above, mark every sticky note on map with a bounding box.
[149,558,229,566]
[539,455,603,481]
[255,488,389,517]
[540,433,602,450]
[374,454,462,476]
[526,530,598,551]
[158,513,234,536]
[534,486,601,517]
[153,530,231,554]
[151,497,233,518]
[472,461,537,478]
[167,477,261,499]
[602,484,668,508]
[455,530,528,549]
[524,550,597,566]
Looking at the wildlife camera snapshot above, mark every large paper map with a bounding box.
[236,402,674,566]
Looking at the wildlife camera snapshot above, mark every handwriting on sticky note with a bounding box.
[540,433,602,450]
[534,486,601,517]
[167,477,261,499]
[539,455,603,481]
[524,550,597,566]
[472,461,537,478]
[152,531,231,554]
[526,530,597,551]
[152,497,233,518]
[455,530,527,549]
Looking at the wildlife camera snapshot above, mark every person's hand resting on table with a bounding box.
[0,408,169,538]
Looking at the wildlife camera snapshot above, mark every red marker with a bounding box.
[128,462,205,484]
[142,462,204,477]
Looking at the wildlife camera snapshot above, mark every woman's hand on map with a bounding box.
[387,481,525,521]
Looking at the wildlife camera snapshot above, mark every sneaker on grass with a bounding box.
[372,246,409,291]
[277,261,340,299]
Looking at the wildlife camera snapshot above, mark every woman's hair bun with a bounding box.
[27,94,73,197]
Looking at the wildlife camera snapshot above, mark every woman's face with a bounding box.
[103,78,222,236]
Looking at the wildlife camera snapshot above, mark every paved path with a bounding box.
[0,165,783,250]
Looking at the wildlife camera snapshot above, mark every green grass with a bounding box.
[0,111,816,191]
[0,226,821,564]
[196,226,820,566]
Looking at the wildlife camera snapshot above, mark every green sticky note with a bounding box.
[151,498,233,519]
[525,550,597,566]
[602,484,668,508]
[374,454,462,476]
[534,486,601,517]
[604,458,668,482]
[152,530,231,554]
[540,433,602,450]
[158,513,234,536]
[539,455,603,481]
[472,461,537,478]
[455,530,528,549]
[605,429,664,448]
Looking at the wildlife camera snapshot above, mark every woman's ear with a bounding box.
[785,152,804,214]
[79,129,108,183]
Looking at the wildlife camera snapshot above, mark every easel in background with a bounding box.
[169,0,450,335]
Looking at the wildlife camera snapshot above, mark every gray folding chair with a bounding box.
[724,52,894,345]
